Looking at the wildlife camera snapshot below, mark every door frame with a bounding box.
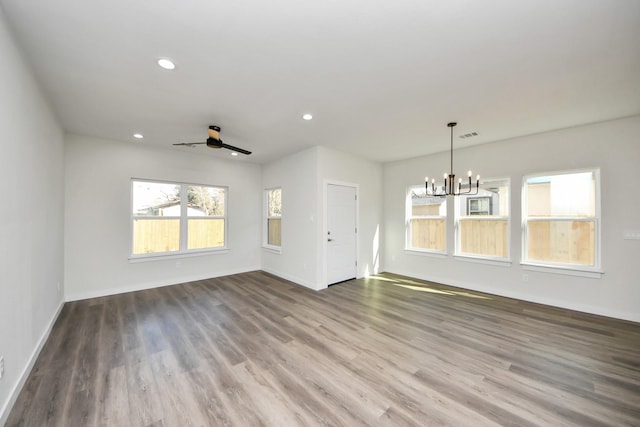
[323,180,359,287]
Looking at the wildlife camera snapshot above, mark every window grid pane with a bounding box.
[267,218,281,246]
[410,218,446,251]
[268,188,282,217]
[187,186,225,217]
[456,179,510,259]
[526,172,595,217]
[132,182,180,216]
[459,218,508,257]
[527,219,595,266]
[132,218,180,254]
[187,218,225,249]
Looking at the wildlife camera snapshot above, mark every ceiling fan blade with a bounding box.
[173,142,206,147]
[220,142,252,155]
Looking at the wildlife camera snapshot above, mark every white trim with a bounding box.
[262,245,282,254]
[521,262,603,278]
[323,180,359,287]
[0,301,64,426]
[404,248,448,258]
[65,266,260,301]
[454,254,512,267]
[262,267,323,291]
[129,248,229,262]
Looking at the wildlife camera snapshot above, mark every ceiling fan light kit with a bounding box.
[173,125,252,155]
[424,122,479,197]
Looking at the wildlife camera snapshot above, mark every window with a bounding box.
[406,186,446,253]
[132,180,226,257]
[264,188,282,249]
[456,178,510,259]
[467,197,491,215]
[522,169,599,270]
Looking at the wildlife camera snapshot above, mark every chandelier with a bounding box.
[425,122,479,197]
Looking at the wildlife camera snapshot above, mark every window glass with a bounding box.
[132,181,180,216]
[407,187,446,252]
[523,170,598,268]
[265,188,282,247]
[133,219,180,254]
[187,185,225,216]
[187,219,225,249]
[456,179,509,259]
[132,180,226,257]
[526,172,595,217]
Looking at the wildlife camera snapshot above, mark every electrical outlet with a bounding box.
[522,273,529,282]
[0,355,4,380]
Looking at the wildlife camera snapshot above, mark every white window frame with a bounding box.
[454,177,511,263]
[130,179,228,260]
[521,168,602,277]
[263,187,282,253]
[405,185,447,255]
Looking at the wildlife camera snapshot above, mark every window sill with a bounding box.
[454,254,512,267]
[404,248,448,258]
[262,245,282,254]
[129,249,229,263]
[521,262,603,279]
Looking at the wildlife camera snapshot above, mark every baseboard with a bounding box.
[0,300,65,426]
[383,268,640,323]
[65,266,261,302]
[260,268,322,291]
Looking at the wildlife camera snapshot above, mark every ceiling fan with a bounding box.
[173,125,251,155]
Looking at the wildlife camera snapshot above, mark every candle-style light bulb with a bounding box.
[476,175,480,181]
[468,170,472,177]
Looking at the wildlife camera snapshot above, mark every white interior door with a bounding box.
[327,184,357,285]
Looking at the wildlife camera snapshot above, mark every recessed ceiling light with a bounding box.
[231,152,238,156]
[302,113,313,121]
[157,58,176,70]
[133,133,144,139]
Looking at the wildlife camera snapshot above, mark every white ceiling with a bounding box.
[2,0,639,164]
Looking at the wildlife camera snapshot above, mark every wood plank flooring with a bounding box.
[6,271,640,426]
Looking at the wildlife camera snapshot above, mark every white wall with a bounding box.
[261,145,383,290]
[64,135,262,300]
[261,147,321,288]
[0,8,65,423]
[383,116,640,322]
